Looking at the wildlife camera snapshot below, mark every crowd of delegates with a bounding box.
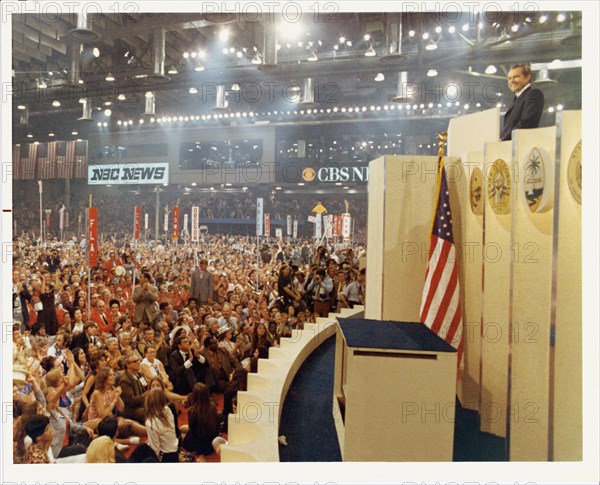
[13,182,368,242]
[12,232,366,464]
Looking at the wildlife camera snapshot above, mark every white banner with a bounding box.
[191,206,200,242]
[315,214,322,240]
[88,163,169,185]
[59,205,65,230]
[293,219,298,239]
[144,213,149,230]
[286,215,292,236]
[324,214,333,238]
[342,213,352,239]
[163,209,169,233]
[183,213,189,234]
[275,228,283,239]
[256,198,264,236]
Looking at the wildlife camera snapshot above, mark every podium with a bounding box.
[333,318,458,461]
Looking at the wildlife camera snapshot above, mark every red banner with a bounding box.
[265,212,271,237]
[134,206,141,240]
[172,206,179,241]
[333,215,343,237]
[88,207,98,267]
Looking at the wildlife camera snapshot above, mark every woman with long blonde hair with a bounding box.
[144,388,179,462]
[86,435,115,463]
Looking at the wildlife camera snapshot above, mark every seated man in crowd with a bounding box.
[200,334,241,393]
[118,353,148,424]
[168,335,211,395]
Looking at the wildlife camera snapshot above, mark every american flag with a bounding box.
[37,142,58,179]
[13,144,22,180]
[419,160,463,364]
[72,140,88,178]
[21,143,38,180]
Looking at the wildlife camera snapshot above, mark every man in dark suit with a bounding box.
[190,259,214,305]
[168,334,211,394]
[199,334,241,392]
[118,354,148,424]
[70,321,100,354]
[500,63,544,141]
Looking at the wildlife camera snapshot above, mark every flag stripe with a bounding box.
[419,160,464,368]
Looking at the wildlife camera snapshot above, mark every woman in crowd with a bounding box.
[182,383,222,457]
[70,308,85,336]
[23,415,54,464]
[251,322,270,354]
[78,352,108,421]
[86,435,116,463]
[144,388,180,462]
[85,367,146,439]
[221,367,248,432]
[105,337,123,372]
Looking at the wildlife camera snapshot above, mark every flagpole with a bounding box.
[38,181,43,246]
[428,131,448,236]
[87,194,92,320]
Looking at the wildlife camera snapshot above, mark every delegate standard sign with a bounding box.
[88,163,169,185]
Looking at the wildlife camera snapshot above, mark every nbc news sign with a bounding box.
[88,163,169,185]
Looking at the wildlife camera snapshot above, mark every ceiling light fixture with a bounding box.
[425,39,438,50]
[252,52,262,64]
[105,73,115,81]
[167,66,178,74]
[374,72,385,82]
[427,69,438,77]
[307,48,318,62]
[219,29,230,41]
[194,62,205,72]
[52,100,61,107]
[365,42,376,57]
[92,47,100,58]
[448,26,456,33]
[557,13,566,22]
[484,64,498,74]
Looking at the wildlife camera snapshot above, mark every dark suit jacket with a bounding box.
[500,86,544,141]
[118,371,147,423]
[168,349,209,394]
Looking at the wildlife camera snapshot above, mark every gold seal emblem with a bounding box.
[487,159,511,215]
[469,167,484,215]
[302,167,316,182]
[567,140,582,205]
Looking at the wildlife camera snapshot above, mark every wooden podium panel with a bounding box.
[552,111,582,460]
[480,140,513,438]
[333,318,457,461]
[509,126,556,461]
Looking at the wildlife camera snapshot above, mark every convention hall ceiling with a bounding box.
[12,9,582,143]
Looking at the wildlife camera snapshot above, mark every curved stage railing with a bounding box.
[221,306,365,462]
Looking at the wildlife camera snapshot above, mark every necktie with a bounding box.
[513,95,517,103]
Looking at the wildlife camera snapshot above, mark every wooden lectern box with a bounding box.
[333,318,458,461]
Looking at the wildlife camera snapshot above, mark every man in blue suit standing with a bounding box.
[500,64,545,141]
